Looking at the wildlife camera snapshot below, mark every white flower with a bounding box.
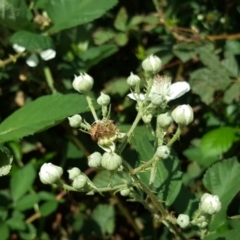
[200,193,221,215]
[128,75,190,105]
[40,49,56,61]
[12,43,26,53]
[177,214,190,228]
[26,53,39,67]
[39,163,63,184]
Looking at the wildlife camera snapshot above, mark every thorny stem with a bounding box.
[86,95,99,122]
[167,126,182,147]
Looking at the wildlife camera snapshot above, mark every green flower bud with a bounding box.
[156,146,170,159]
[120,189,131,196]
[97,92,111,106]
[39,163,63,184]
[142,54,162,74]
[127,72,140,87]
[68,114,82,128]
[177,214,190,228]
[101,152,122,171]
[72,175,88,189]
[157,112,172,128]
[72,73,94,94]
[88,152,102,168]
[142,114,152,124]
[171,104,194,126]
[151,93,164,106]
[67,167,81,180]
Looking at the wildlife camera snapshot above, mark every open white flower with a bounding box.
[128,75,190,104]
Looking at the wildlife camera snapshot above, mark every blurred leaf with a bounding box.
[66,141,84,159]
[15,193,39,211]
[114,32,128,46]
[38,191,56,201]
[0,145,13,176]
[0,94,90,143]
[39,200,58,217]
[92,204,115,235]
[200,127,236,158]
[222,52,239,77]
[0,222,9,240]
[128,15,144,29]
[172,43,196,62]
[93,29,115,45]
[10,163,36,202]
[0,0,32,30]
[10,31,53,51]
[225,40,240,55]
[44,0,118,33]
[105,78,129,97]
[72,214,84,231]
[190,68,230,104]
[203,158,240,230]
[7,212,26,231]
[204,229,240,240]
[19,222,37,240]
[223,82,240,104]
[114,7,128,31]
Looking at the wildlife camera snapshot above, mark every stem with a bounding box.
[43,66,57,93]
[0,52,26,68]
[167,126,182,147]
[86,95,99,122]
[132,156,158,174]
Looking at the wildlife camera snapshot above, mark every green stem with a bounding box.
[167,126,182,147]
[86,95,99,122]
[43,66,57,93]
[131,156,158,175]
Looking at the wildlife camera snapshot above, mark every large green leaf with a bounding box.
[92,204,115,235]
[10,31,53,51]
[15,193,40,211]
[44,0,118,33]
[200,127,236,158]
[203,158,240,230]
[10,163,36,202]
[0,93,90,143]
[204,229,240,240]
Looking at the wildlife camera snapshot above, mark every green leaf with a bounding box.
[0,222,9,240]
[92,204,115,235]
[203,158,240,230]
[39,200,58,217]
[200,127,236,158]
[0,145,13,176]
[15,193,39,211]
[222,52,239,77]
[38,191,56,201]
[105,78,130,97]
[223,82,240,104]
[0,93,90,143]
[0,0,32,30]
[114,7,128,31]
[10,163,36,202]
[225,40,240,55]
[7,217,26,231]
[93,29,115,45]
[172,43,197,62]
[10,31,53,51]
[114,32,128,46]
[44,0,118,33]
[204,229,240,240]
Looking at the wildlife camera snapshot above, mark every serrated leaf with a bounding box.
[0,94,90,143]
[114,7,128,31]
[92,204,115,235]
[44,0,118,33]
[10,31,53,51]
[15,193,39,211]
[223,82,240,104]
[10,163,36,202]
[222,52,239,77]
[172,43,196,62]
[203,158,240,230]
[200,127,235,158]
[225,40,240,55]
[204,229,240,240]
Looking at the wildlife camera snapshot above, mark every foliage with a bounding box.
[1,0,240,239]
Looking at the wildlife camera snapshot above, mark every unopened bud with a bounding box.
[142,55,162,74]
[157,112,173,128]
[120,188,131,196]
[101,152,122,171]
[72,175,88,189]
[171,104,194,126]
[72,73,94,94]
[68,114,82,128]
[67,167,81,180]
[88,152,102,168]
[97,92,111,106]
[177,214,190,228]
[156,146,170,159]
[127,72,140,87]
[39,163,63,184]
[200,193,221,215]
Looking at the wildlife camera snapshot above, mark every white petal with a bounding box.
[26,54,39,67]
[12,43,26,53]
[127,93,145,101]
[167,82,190,101]
[40,49,56,61]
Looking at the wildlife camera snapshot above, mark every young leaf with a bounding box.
[44,0,118,33]
[200,127,236,158]
[10,163,36,202]
[0,94,90,143]
[203,158,240,230]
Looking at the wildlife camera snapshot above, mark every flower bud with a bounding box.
[12,43,26,53]
[120,189,131,196]
[151,93,164,106]
[171,104,194,126]
[97,92,111,106]
[67,167,81,180]
[40,49,56,61]
[200,193,221,215]
[127,72,140,87]
[101,152,122,171]
[72,73,94,94]
[72,174,88,189]
[157,112,173,129]
[142,114,152,124]
[142,54,162,74]
[26,54,39,67]
[156,146,170,159]
[39,163,63,184]
[68,114,82,128]
[177,214,190,228]
[88,152,102,168]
